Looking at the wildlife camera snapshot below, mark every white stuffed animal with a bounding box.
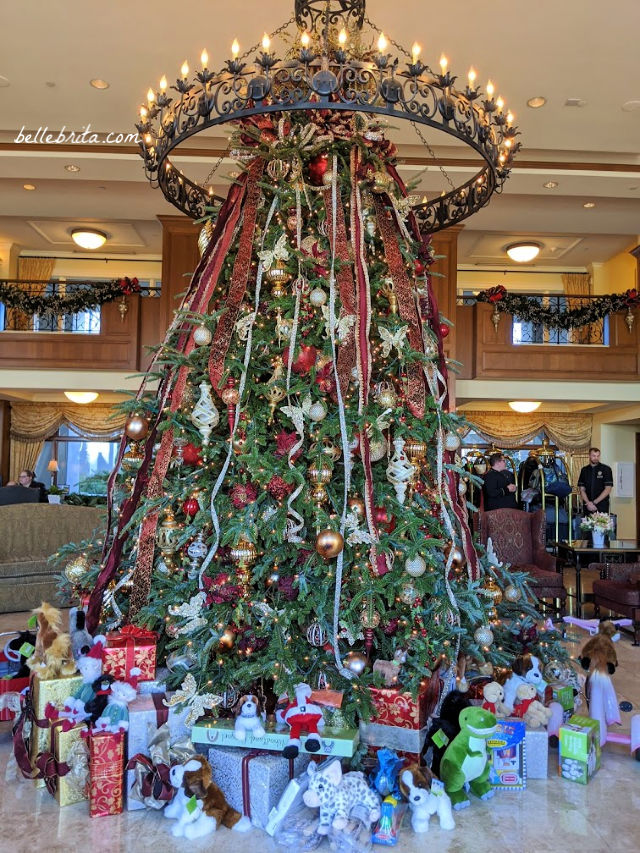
[399,766,455,833]
[233,694,266,742]
[503,653,546,712]
[164,760,217,840]
[302,759,380,836]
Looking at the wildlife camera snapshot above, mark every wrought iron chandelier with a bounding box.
[136,0,520,233]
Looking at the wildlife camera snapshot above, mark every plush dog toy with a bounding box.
[26,602,77,679]
[439,707,497,810]
[69,607,96,661]
[233,694,266,742]
[303,759,381,836]
[502,653,546,712]
[512,683,553,728]
[164,755,250,838]
[579,620,620,675]
[482,681,510,717]
[278,682,324,758]
[399,764,455,833]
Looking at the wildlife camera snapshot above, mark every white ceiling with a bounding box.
[0,0,639,264]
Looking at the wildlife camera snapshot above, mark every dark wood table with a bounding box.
[552,539,640,617]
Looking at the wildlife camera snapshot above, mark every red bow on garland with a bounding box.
[118,276,140,295]
[485,285,507,303]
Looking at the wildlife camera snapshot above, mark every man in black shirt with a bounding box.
[483,453,518,511]
[578,447,613,514]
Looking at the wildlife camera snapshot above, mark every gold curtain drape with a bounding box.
[7,257,56,331]
[9,402,126,480]
[462,411,592,452]
[562,272,599,344]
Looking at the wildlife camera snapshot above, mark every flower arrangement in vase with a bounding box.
[580,512,613,547]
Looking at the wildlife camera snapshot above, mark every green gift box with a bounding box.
[559,715,601,785]
[191,718,359,757]
[551,683,574,712]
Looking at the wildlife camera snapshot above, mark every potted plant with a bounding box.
[47,485,64,504]
[580,512,613,548]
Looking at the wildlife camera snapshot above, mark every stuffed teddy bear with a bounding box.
[439,706,497,810]
[512,683,553,728]
[233,694,266,741]
[422,689,471,777]
[502,653,546,713]
[165,756,250,838]
[303,759,381,836]
[94,668,140,732]
[482,681,510,717]
[278,682,324,758]
[399,764,455,833]
[26,602,77,680]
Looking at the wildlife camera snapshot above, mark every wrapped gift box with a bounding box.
[202,745,310,829]
[24,673,83,789]
[0,673,29,721]
[559,715,601,785]
[103,626,157,682]
[87,730,125,816]
[191,718,359,757]
[488,718,526,790]
[369,685,431,730]
[125,692,190,811]
[136,667,170,696]
[365,744,421,764]
[48,719,89,806]
[358,720,426,754]
[525,727,549,779]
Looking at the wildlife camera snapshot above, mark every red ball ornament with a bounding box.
[439,323,450,339]
[182,443,202,466]
[374,506,389,525]
[307,152,329,186]
[182,497,200,517]
[414,259,426,277]
[283,344,317,375]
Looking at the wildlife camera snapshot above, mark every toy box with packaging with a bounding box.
[488,718,526,790]
[559,715,601,785]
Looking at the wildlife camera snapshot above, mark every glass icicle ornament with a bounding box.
[386,437,415,505]
[190,381,219,445]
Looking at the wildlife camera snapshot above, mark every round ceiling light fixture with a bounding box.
[508,401,541,413]
[70,228,107,250]
[64,164,81,173]
[90,78,110,89]
[505,241,542,263]
[543,180,558,189]
[64,391,99,404]
[583,202,596,209]
[23,183,36,191]
[527,96,547,108]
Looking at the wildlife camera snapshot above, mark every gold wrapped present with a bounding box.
[51,720,89,806]
[29,673,82,788]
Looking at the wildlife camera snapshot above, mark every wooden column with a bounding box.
[157,214,201,335]
[430,226,462,409]
[0,401,10,485]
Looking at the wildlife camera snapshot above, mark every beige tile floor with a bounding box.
[1,574,638,853]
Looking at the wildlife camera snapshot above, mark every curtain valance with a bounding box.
[10,402,126,442]
[461,411,592,452]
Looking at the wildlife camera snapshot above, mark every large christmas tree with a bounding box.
[61,109,564,723]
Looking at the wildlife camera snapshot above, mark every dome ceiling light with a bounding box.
[508,401,541,413]
[70,228,108,250]
[505,241,542,263]
[64,391,99,404]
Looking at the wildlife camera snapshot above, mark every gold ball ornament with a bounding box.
[232,433,247,454]
[286,214,298,232]
[193,324,213,346]
[482,577,504,606]
[360,608,381,629]
[230,538,257,566]
[504,584,521,603]
[444,542,465,568]
[369,436,388,462]
[221,385,239,406]
[371,170,392,193]
[310,437,341,462]
[474,625,494,646]
[310,483,328,504]
[308,461,333,485]
[404,555,427,577]
[376,383,397,409]
[347,497,366,518]
[125,413,150,441]
[197,220,215,257]
[264,266,292,285]
[321,169,335,187]
[315,529,344,560]
[485,606,499,621]
[344,651,368,676]
[266,158,290,181]
[64,554,91,584]
[400,582,418,604]
[218,628,235,649]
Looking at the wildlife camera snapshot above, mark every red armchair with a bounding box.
[590,562,640,646]
[479,509,567,615]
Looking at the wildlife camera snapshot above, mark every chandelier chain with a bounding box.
[363,15,411,58]
[202,151,228,191]
[411,121,457,193]
[237,16,297,62]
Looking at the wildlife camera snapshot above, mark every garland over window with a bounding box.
[0,277,140,317]
[476,285,640,330]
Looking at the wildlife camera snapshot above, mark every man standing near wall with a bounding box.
[578,447,613,514]
[483,453,518,511]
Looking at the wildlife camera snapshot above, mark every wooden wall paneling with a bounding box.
[0,401,10,485]
[157,215,201,335]
[455,304,475,380]
[429,227,461,406]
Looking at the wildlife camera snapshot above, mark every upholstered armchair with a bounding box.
[590,562,640,646]
[478,508,567,615]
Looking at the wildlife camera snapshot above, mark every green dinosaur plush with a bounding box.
[439,706,497,810]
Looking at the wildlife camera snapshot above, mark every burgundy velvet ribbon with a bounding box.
[125,753,174,803]
[240,749,295,818]
[11,688,50,779]
[35,750,70,797]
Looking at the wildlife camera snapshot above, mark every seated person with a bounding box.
[17,469,48,502]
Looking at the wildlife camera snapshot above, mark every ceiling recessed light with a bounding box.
[543,181,558,189]
[64,391,99,405]
[90,78,110,89]
[70,228,108,250]
[505,241,542,263]
[509,401,541,413]
[527,96,546,108]
[45,81,56,88]
[64,164,81,173]
[565,98,587,107]
[629,186,639,191]
[583,202,596,209]
[0,76,10,88]
[23,183,36,191]
[622,100,640,112]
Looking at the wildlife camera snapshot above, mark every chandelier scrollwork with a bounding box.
[136,0,520,232]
